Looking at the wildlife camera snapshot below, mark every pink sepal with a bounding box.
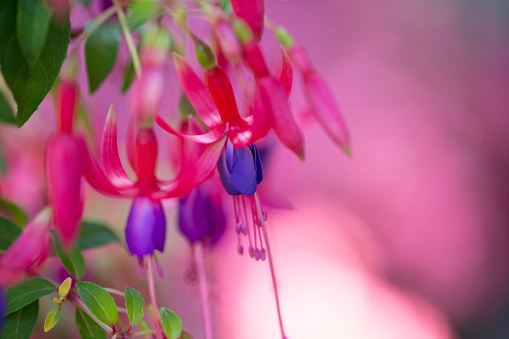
[305,72,351,155]
[0,208,52,286]
[288,44,313,75]
[156,115,227,144]
[130,66,165,126]
[231,0,265,41]
[58,80,77,133]
[278,46,293,99]
[45,133,83,248]
[126,119,137,171]
[259,77,305,160]
[102,105,134,189]
[242,41,270,79]
[152,137,227,200]
[173,53,222,129]
[214,20,242,63]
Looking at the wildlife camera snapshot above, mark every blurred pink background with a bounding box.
[3,0,509,338]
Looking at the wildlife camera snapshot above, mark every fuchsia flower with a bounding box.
[230,0,265,42]
[0,208,52,286]
[45,79,83,248]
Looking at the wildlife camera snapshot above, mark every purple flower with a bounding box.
[0,286,5,331]
[178,185,226,245]
[125,197,166,257]
[217,139,263,196]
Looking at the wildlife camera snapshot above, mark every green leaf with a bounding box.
[0,198,28,227]
[0,0,70,126]
[76,281,118,326]
[44,307,61,332]
[124,287,144,326]
[85,23,121,94]
[161,308,183,339]
[0,89,16,125]
[5,277,55,315]
[126,0,161,30]
[77,0,91,6]
[51,232,87,280]
[78,220,121,251]
[16,0,52,64]
[0,216,21,251]
[75,308,107,339]
[121,59,135,93]
[0,300,39,339]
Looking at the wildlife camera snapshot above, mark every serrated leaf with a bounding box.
[85,23,120,94]
[0,216,21,251]
[75,308,107,339]
[0,198,27,227]
[126,0,161,30]
[78,220,121,251]
[44,307,61,332]
[161,308,183,339]
[124,287,144,326]
[59,277,72,297]
[0,89,16,125]
[121,60,135,93]
[5,277,55,315]
[16,0,52,64]
[51,232,86,280]
[0,0,70,126]
[0,300,39,339]
[76,281,118,326]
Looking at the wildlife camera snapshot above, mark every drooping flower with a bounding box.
[230,0,265,42]
[45,79,83,248]
[276,27,352,155]
[0,208,52,285]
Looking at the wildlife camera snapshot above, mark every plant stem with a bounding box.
[113,0,142,78]
[104,287,125,297]
[130,330,157,338]
[82,6,117,41]
[253,192,288,339]
[196,243,213,339]
[146,257,163,339]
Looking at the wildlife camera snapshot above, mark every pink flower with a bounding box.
[0,208,52,286]
[230,0,265,42]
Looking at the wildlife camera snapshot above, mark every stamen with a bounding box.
[153,255,164,278]
[137,257,145,278]
[185,246,198,285]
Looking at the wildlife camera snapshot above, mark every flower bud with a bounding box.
[45,133,83,248]
[194,38,217,71]
[125,197,166,257]
[58,80,77,133]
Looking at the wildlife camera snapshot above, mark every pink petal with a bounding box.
[45,133,83,248]
[246,88,271,142]
[259,77,305,160]
[214,20,242,63]
[305,72,351,155]
[78,135,137,197]
[58,80,77,133]
[130,66,165,126]
[102,105,134,188]
[288,44,313,75]
[152,137,227,200]
[173,53,222,129]
[228,119,254,148]
[242,41,270,79]
[155,115,227,144]
[278,46,293,99]
[126,119,137,171]
[0,208,52,285]
[231,0,265,41]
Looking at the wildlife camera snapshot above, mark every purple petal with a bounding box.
[173,53,222,129]
[217,143,239,195]
[102,105,134,188]
[250,143,264,184]
[230,145,258,195]
[125,197,166,257]
[178,188,212,243]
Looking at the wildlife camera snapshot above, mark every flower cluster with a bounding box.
[0,0,350,338]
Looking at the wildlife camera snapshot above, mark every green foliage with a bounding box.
[16,0,52,64]
[0,0,70,126]
[161,308,183,339]
[124,287,144,326]
[0,89,16,125]
[0,300,39,339]
[51,232,87,280]
[85,23,121,94]
[78,220,121,251]
[0,198,27,227]
[126,0,161,30]
[44,307,61,332]
[75,309,107,339]
[5,277,55,315]
[76,281,118,326]
[121,59,136,93]
[0,216,21,251]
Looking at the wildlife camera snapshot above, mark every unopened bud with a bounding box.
[194,38,217,70]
